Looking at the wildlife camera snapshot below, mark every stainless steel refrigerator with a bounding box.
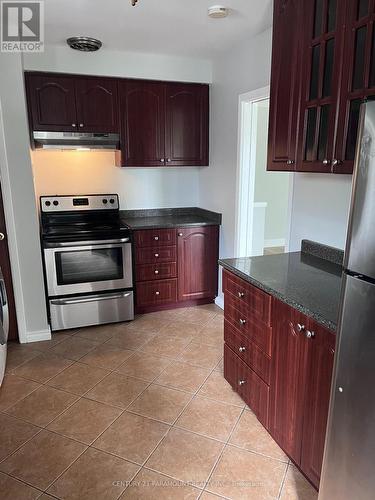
[319,101,375,499]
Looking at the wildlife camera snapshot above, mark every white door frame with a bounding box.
[234,87,295,257]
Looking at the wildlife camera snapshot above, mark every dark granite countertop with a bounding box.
[121,207,222,230]
[219,244,343,331]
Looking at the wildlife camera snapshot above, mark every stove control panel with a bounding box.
[41,195,119,212]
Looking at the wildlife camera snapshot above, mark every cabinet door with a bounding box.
[165,83,209,166]
[269,299,309,463]
[177,226,218,301]
[297,0,346,172]
[75,77,119,133]
[119,80,165,166]
[267,0,301,171]
[301,320,335,489]
[334,0,375,174]
[25,74,77,131]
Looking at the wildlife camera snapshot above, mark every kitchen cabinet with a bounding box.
[165,83,209,166]
[177,226,219,301]
[267,0,301,171]
[134,226,219,313]
[268,0,375,174]
[117,81,209,167]
[117,80,165,167]
[270,298,335,489]
[25,73,119,133]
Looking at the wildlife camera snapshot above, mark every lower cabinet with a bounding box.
[223,269,335,490]
[135,226,219,313]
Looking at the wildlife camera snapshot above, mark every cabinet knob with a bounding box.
[160,158,165,163]
[154,236,159,241]
[72,123,76,127]
[167,158,171,162]
[239,346,246,353]
[154,253,159,258]
[286,159,295,165]
[239,319,246,326]
[322,159,331,166]
[305,330,315,339]
[0,233,5,241]
[178,233,183,237]
[154,270,159,275]
[296,323,306,333]
[79,123,84,128]
[238,380,246,386]
[332,159,343,167]
[155,291,160,296]
[238,292,244,298]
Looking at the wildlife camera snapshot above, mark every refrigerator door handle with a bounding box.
[0,276,8,345]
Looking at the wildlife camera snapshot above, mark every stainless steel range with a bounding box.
[40,194,134,331]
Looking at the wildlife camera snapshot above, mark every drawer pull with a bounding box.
[154,270,159,275]
[305,330,315,339]
[238,380,246,386]
[154,236,159,241]
[239,319,246,326]
[155,291,160,296]
[155,253,159,258]
[296,323,306,333]
[238,292,245,298]
[239,346,246,353]
[178,233,183,237]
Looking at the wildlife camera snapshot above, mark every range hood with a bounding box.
[33,131,120,151]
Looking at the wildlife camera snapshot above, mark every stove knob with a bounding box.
[45,201,51,207]
[102,199,108,205]
[109,199,115,204]
[53,200,59,206]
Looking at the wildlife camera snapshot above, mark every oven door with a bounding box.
[44,238,133,296]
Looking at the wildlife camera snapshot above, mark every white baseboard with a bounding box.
[215,295,224,310]
[24,329,52,344]
[264,238,286,248]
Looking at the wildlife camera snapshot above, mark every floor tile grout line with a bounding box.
[0,470,47,496]
[0,425,44,467]
[277,461,290,500]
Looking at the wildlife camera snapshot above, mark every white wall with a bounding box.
[0,53,50,343]
[23,45,213,83]
[289,174,352,251]
[32,152,199,209]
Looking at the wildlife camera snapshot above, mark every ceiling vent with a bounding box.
[67,37,102,52]
[208,6,229,18]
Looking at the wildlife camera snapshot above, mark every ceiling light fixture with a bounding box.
[208,5,229,18]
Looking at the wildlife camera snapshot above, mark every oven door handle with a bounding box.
[44,237,130,248]
[50,292,133,306]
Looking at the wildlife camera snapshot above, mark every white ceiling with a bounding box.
[44,0,273,58]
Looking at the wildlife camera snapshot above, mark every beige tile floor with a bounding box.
[0,304,318,500]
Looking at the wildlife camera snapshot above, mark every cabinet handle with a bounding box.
[305,330,315,339]
[154,270,159,275]
[239,346,246,353]
[154,253,159,257]
[286,159,295,165]
[154,236,159,241]
[332,159,343,168]
[79,123,84,128]
[322,159,331,166]
[155,291,160,296]
[178,233,183,237]
[72,123,77,127]
[238,380,246,386]
[237,292,244,298]
[239,319,246,326]
[296,323,306,333]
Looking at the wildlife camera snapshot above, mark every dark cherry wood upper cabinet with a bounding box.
[267,0,301,171]
[297,0,347,173]
[25,74,77,131]
[117,80,166,167]
[177,225,219,302]
[75,78,119,133]
[269,299,308,463]
[334,0,375,174]
[301,320,335,489]
[165,83,209,166]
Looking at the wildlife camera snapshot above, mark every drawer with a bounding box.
[136,279,177,307]
[136,262,177,282]
[136,246,177,265]
[223,270,272,326]
[224,294,272,355]
[224,344,269,426]
[224,320,271,384]
[135,229,176,248]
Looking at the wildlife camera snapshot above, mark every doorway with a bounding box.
[235,87,293,258]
